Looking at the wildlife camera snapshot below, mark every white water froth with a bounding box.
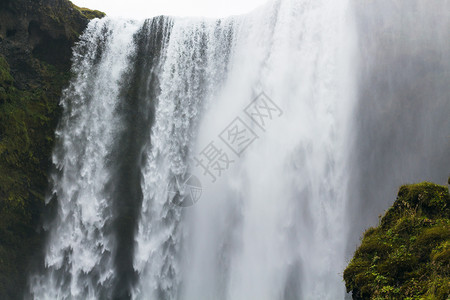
[30,0,357,298]
[179,0,356,299]
[135,0,357,299]
[29,18,142,299]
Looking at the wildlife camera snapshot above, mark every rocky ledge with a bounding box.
[344,181,450,299]
[0,0,103,298]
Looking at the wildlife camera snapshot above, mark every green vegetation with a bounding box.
[344,182,450,300]
[0,0,104,298]
[71,3,106,20]
[0,53,69,299]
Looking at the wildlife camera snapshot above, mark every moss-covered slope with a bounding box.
[0,0,104,298]
[344,182,450,300]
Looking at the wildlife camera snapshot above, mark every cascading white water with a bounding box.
[29,0,359,299]
[132,17,237,299]
[177,0,356,299]
[29,19,142,299]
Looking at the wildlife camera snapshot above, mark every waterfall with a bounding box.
[28,19,142,299]
[28,0,450,299]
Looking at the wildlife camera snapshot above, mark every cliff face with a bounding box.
[344,182,450,299]
[0,1,103,298]
[0,0,104,71]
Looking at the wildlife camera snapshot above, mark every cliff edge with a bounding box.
[0,0,104,298]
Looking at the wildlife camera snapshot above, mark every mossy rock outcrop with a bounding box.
[344,182,450,300]
[0,0,104,298]
[0,0,104,67]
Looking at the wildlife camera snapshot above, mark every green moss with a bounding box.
[71,3,106,20]
[0,0,104,297]
[344,182,450,299]
[36,1,105,48]
[0,56,14,85]
[0,54,69,300]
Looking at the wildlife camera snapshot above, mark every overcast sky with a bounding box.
[71,0,269,19]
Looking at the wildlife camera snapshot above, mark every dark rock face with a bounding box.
[0,0,104,72]
[0,1,103,298]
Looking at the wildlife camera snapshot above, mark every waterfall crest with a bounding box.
[28,0,450,299]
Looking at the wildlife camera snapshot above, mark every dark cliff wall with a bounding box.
[0,0,103,298]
